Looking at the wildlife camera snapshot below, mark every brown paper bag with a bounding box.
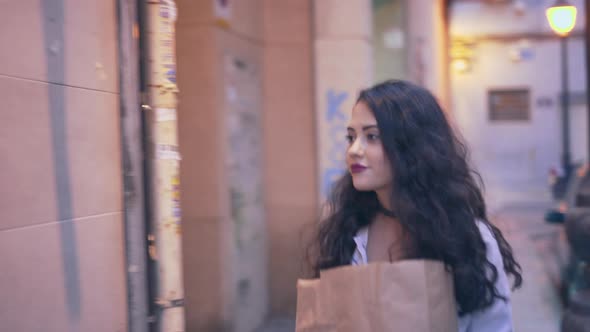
[296,260,458,332]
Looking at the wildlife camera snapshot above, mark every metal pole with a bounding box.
[117,0,150,331]
[141,1,185,331]
[561,36,572,173]
[586,0,590,162]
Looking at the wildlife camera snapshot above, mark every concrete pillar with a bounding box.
[0,1,127,331]
[314,0,374,200]
[262,0,316,316]
[406,0,451,110]
[176,1,267,331]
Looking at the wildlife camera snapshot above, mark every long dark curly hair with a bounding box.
[310,80,522,315]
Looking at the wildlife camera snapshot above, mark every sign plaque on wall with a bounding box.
[488,89,530,122]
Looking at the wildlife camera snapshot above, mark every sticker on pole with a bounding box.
[156,108,177,122]
[156,144,181,160]
[214,0,231,28]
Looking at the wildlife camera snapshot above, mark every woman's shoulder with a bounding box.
[474,219,509,282]
[465,219,514,331]
[475,219,496,244]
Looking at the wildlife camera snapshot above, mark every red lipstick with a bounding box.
[350,164,367,174]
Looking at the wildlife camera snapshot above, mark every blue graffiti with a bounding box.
[322,88,350,197]
[328,126,347,163]
[326,89,348,122]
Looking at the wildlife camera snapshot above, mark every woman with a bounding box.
[311,80,522,332]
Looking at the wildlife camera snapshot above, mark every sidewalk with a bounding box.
[258,201,565,332]
[491,202,566,332]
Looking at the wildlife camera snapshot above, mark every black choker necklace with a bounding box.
[379,205,397,218]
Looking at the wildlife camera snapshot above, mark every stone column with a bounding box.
[176,1,267,331]
[314,0,374,201]
[406,0,451,110]
[262,0,317,316]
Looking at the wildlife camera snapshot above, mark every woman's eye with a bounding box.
[345,135,355,144]
[367,134,380,141]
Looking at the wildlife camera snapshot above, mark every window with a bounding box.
[488,89,530,122]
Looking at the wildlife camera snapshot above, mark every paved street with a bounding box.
[258,200,566,332]
[491,202,566,332]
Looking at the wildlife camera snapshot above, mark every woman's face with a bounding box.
[346,101,393,192]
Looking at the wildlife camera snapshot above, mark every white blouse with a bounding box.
[351,221,514,332]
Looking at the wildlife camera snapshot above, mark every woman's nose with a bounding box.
[348,137,364,157]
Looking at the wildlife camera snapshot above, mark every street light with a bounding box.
[547,1,578,36]
[547,0,577,175]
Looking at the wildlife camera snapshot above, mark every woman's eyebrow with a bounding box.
[347,125,378,131]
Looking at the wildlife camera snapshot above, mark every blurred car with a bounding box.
[545,163,590,307]
[546,164,588,224]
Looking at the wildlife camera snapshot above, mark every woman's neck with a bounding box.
[376,188,392,211]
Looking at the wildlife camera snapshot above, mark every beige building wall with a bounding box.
[177,1,266,331]
[406,0,451,110]
[263,0,317,317]
[0,1,128,332]
[314,0,374,200]
[176,0,316,330]
[0,1,409,331]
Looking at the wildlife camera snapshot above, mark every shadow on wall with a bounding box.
[41,0,81,323]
